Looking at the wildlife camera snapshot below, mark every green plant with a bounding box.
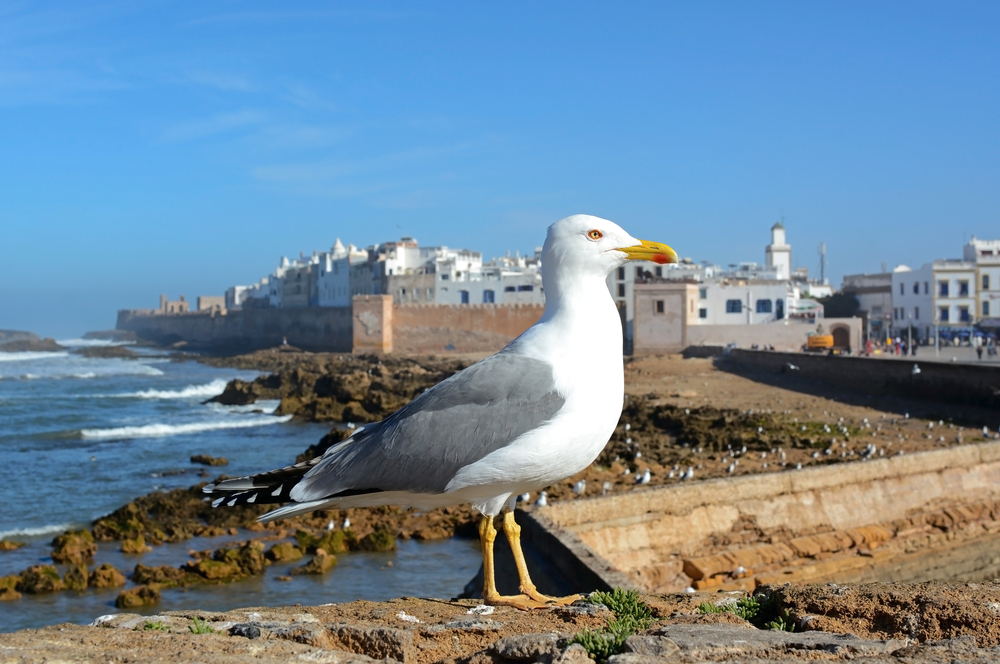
[188,616,215,634]
[571,589,655,662]
[699,592,794,631]
[138,620,169,632]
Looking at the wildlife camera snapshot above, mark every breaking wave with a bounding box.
[119,379,229,400]
[0,522,77,540]
[79,415,293,440]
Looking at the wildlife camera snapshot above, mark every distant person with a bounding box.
[977,345,984,360]
[865,339,873,356]
[911,341,917,357]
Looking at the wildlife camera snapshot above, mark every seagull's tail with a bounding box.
[202,458,320,519]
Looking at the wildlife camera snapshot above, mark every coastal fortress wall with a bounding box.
[117,297,545,355]
[116,307,354,352]
[533,440,1000,594]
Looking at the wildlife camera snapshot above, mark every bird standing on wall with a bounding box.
[204,215,677,610]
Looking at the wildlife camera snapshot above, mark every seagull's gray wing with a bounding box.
[290,352,566,501]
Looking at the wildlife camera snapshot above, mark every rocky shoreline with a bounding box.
[1,584,999,662]
[3,347,1000,654]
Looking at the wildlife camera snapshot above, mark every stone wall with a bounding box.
[726,348,1000,410]
[116,307,353,353]
[538,441,1000,593]
[391,302,544,354]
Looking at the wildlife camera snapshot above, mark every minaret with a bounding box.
[765,220,792,280]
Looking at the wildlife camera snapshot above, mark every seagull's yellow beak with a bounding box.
[619,239,679,265]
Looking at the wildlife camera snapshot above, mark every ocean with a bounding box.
[0,341,481,633]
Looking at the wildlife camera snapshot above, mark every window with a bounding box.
[871,306,883,318]
[939,307,949,322]
[483,290,495,304]
[635,267,644,279]
[984,275,991,290]
[915,307,919,320]
[441,274,449,281]
[924,282,929,295]
[617,267,625,280]
[655,300,664,314]
[504,286,515,292]
[893,308,898,320]
[617,284,625,297]
[699,308,708,319]
[899,283,904,295]
[913,283,919,294]
[517,285,534,292]
[959,307,970,322]
[939,281,949,296]
[984,301,990,317]
[655,267,662,277]
[699,288,707,299]
[460,290,469,304]
[725,299,742,313]
[427,288,434,298]
[756,299,772,313]
[959,281,969,296]
[776,299,784,319]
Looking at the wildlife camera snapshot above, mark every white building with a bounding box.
[964,237,1000,327]
[687,280,792,326]
[891,260,977,340]
[764,221,792,281]
[316,239,370,307]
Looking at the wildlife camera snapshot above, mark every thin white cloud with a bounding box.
[159,110,268,143]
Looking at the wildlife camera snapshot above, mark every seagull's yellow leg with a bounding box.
[479,514,550,610]
[501,509,583,606]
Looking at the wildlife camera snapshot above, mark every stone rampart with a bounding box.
[391,303,544,354]
[116,307,353,353]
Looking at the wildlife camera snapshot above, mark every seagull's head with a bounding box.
[543,214,678,278]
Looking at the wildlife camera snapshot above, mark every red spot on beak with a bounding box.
[652,254,670,265]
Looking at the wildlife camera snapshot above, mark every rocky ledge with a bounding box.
[2,583,1000,663]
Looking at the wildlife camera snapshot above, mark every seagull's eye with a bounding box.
[587,230,603,241]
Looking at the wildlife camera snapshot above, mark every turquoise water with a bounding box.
[0,342,481,632]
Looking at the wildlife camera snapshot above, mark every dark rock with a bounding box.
[63,564,88,591]
[72,346,136,359]
[0,330,39,344]
[0,587,21,601]
[493,633,563,660]
[115,584,161,608]
[88,563,126,588]
[358,525,396,552]
[17,565,65,594]
[266,542,304,562]
[329,623,415,662]
[131,564,196,588]
[51,530,97,564]
[0,337,65,352]
[229,623,261,639]
[121,535,150,554]
[190,454,229,466]
[291,549,337,575]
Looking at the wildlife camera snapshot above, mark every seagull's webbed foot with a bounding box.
[501,510,585,607]
[482,592,557,610]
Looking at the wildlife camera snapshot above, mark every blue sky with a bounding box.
[2,2,999,337]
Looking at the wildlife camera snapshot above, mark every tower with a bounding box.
[765,219,792,281]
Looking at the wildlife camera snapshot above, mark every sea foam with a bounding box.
[119,379,229,400]
[80,415,293,440]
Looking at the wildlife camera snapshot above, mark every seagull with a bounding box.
[635,468,651,484]
[342,517,350,529]
[202,214,676,610]
[534,490,548,508]
[572,479,586,495]
[912,364,921,375]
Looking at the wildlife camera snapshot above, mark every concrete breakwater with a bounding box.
[530,441,1000,594]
